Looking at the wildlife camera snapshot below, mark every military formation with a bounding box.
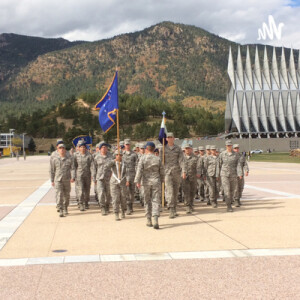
[50,133,249,230]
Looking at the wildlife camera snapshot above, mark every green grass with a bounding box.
[249,152,300,163]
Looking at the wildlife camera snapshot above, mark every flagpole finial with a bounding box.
[162,111,166,117]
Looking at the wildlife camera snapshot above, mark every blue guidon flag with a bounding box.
[158,111,168,144]
[72,135,93,148]
[94,72,119,132]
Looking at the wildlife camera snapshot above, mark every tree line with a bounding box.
[0,93,224,148]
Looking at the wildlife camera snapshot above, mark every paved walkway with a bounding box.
[0,156,300,299]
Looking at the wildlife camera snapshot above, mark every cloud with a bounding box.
[0,0,299,48]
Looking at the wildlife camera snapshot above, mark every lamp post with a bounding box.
[9,129,15,157]
[22,133,27,160]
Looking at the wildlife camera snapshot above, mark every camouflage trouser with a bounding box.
[234,176,244,201]
[94,181,98,202]
[97,179,111,209]
[221,176,237,208]
[126,180,135,205]
[197,177,205,200]
[55,180,71,210]
[204,179,210,200]
[143,184,161,217]
[111,182,127,213]
[165,172,181,209]
[207,176,218,203]
[75,179,79,202]
[77,176,91,205]
[182,178,197,207]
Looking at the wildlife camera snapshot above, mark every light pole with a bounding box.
[22,133,27,160]
[9,129,15,157]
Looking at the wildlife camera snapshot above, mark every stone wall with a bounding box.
[176,137,300,152]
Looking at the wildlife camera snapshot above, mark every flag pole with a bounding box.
[162,111,166,208]
[117,108,121,179]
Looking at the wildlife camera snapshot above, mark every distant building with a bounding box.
[0,133,30,156]
[225,45,300,138]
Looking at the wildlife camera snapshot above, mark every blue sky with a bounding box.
[0,0,299,48]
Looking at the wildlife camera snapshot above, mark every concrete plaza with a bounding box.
[0,155,300,299]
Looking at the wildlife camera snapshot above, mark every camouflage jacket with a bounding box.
[73,152,94,179]
[50,155,75,182]
[218,150,243,177]
[134,153,164,186]
[93,153,113,181]
[160,144,185,175]
[122,150,138,179]
[183,153,198,180]
[204,155,219,177]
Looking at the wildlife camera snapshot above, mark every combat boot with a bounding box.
[115,212,120,221]
[234,200,240,207]
[106,204,110,214]
[59,209,64,217]
[153,216,159,230]
[227,206,233,212]
[121,210,125,219]
[207,200,211,206]
[174,207,179,216]
[56,205,60,212]
[169,208,175,219]
[186,206,192,214]
[146,217,153,227]
[85,203,90,209]
[212,201,218,208]
[130,203,133,213]
[79,204,85,211]
[63,207,68,215]
[126,204,131,215]
[101,208,107,216]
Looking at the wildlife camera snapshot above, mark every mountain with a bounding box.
[0,22,296,116]
[0,33,85,85]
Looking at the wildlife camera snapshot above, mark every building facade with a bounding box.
[225,45,300,137]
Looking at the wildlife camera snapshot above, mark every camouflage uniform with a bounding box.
[218,149,243,211]
[197,149,206,201]
[73,150,94,209]
[134,153,164,218]
[182,151,198,212]
[234,152,249,205]
[93,152,113,214]
[203,146,211,204]
[204,153,219,207]
[122,146,138,213]
[110,160,130,216]
[160,142,185,213]
[50,152,74,214]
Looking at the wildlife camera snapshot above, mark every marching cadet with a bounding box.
[73,140,94,211]
[50,143,75,217]
[93,142,113,216]
[218,140,243,212]
[50,139,72,212]
[219,148,225,201]
[182,143,198,214]
[110,150,130,221]
[93,143,100,204]
[197,146,206,201]
[204,145,219,208]
[204,145,211,205]
[233,144,249,207]
[122,139,138,215]
[135,141,164,229]
[160,132,185,218]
